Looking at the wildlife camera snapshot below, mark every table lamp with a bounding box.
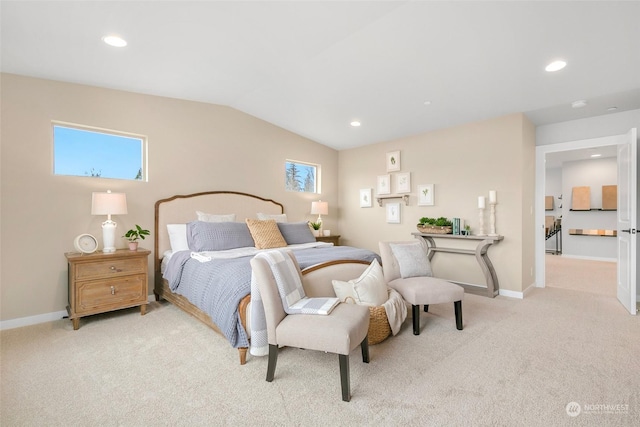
[91,190,128,253]
[310,200,328,228]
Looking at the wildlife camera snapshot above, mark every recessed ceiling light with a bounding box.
[571,100,587,109]
[423,101,432,106]
[350,121,361,127]
[590,154,601,158]
[607,106,618,112]
[545,60,566,72]
[102,35,127,47]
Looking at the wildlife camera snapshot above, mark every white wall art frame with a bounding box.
[418,184,435,206]
[386,202,401,223]
[395,172,411,193]
[386,151,400,172]
[377,174,391,195]
[360,188,373,208]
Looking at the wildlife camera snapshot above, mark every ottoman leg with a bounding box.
[412,304,420,335]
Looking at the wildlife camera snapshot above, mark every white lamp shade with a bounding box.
[91,191,128,215]
[310,201,328,216]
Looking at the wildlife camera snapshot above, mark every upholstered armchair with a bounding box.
[250,252,370,402]
[379,240,464,335]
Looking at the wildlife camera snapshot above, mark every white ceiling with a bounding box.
[2,1,639,150]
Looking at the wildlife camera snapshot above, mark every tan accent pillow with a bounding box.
[245,219,287,249]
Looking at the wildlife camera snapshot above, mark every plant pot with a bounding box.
[128,241,139,251]
[312,230,321,237]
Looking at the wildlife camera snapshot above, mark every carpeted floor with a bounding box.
[2,256,639,426]
[545,254,617,297]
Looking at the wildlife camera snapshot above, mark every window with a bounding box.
[285,160,318,193]
[53,122,146,181]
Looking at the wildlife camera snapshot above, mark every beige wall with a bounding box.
[0,73,339,321]
[338,113,536,294]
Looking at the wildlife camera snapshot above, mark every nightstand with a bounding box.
[316,235,340,246]
[65,248,150,330]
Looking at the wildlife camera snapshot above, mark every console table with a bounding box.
[411,233,503,298]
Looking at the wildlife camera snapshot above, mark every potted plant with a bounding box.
[309,221,322,237]
[462,224,471,236]
[416,217,453,234]
[123,224,150,251]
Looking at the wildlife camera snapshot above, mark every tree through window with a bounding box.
[285,160,318,193]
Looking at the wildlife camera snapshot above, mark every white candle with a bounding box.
[478,196,486,209]
[489,190,497,204]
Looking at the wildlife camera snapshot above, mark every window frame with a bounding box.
[52,121,148,181]
[285,159,320,194]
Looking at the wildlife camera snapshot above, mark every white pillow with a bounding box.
[389,242,433,278]
[167,224,189,252]
[256,213,288,223]
[332,260,388,307]
[196,211,236,222]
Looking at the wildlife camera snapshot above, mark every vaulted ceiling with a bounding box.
[2,1,639,150]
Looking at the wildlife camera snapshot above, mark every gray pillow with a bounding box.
[389,242,433,278]
[187,221,255,251]
[277,221,316,245]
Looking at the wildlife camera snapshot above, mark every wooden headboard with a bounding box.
[154,191,284,271]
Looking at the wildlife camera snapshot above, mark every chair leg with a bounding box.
[424,304,429,313]
[339,354,351,402]
[412,304,420,335]
[454,300,463,330]
[361,336,370,363]
[266,344,278,382]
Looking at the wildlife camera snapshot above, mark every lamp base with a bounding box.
[102,219,118,253]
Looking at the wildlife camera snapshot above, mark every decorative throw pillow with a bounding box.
[187,221,255,251]
[167,224,189,252]
[277,221,316,245]
[256,213,288,223]
[196,211,236,222]
[389,242,433,278]
[246,219,287,249]
[332,259,388,307]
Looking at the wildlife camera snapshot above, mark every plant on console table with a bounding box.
[123,224,150,251]
[416,217,453,234]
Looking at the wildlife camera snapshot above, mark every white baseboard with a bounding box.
[498,288,524,299]
[0,295,157,331]
[0,310,67,331]
[558,254,616,263]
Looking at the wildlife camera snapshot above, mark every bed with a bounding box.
[154,191,380,365]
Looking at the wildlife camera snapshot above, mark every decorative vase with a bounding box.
[128,241,139,251]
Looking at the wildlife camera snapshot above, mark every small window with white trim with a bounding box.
[53,122,146,181]
[285,160,319,193]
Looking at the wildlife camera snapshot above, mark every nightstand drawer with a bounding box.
[76,275,146,314]
[75,257,146,280]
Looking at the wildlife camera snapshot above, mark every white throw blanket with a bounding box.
[382,288,407,335]
[249,250,339,357]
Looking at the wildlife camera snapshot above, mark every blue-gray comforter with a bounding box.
[163,246,380,348]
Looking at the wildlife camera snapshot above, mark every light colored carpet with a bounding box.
[2,287,639,426]
[545,254,617,297]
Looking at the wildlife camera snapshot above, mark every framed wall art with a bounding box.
[360,188,373,208]
[386,202,400,223]
[417,184,434,206]
[395,172,411,193]
[377,174,391,195]
[386,151,400,172]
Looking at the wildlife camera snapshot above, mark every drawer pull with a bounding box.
[111,286,115,295]
[110,266,116,271]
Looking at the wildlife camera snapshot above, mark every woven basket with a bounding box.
[345,297,391,345]
[416,224,452,234]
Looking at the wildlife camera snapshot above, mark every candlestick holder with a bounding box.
[477,207,486,236]
[489,202,498,236]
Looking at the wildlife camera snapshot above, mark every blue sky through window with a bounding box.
[53,125,144,180]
